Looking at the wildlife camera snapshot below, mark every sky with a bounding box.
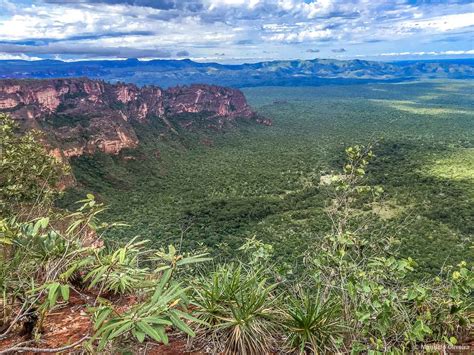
[0,0,472,63]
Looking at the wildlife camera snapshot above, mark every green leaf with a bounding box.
[94,308,113,330]
[156,326,169,345]
[61,257,93,280]
[176,256,211,266]
[137,321,164,343]
[47,282,60,308]
[357,312,371,323]
[98,330,112,350]
[109,320,133,339]
[40,217,50,229]
[95,319,130,337]
[169,311,195,337]
[119,248,126,263]
[154,265,171,273]
[87,266,108,288]
[152,269,173,303]
[133,329,146,343]
[60,284,70,301]
[172,309,207,326]
[143,317,172,326]
[66,219,83,235]
[32,218,44,236]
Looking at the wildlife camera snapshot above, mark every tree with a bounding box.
[0,113,67,215]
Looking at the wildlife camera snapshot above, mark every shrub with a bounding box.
[90,268,200,351]
[300,145,473,351]
[283,288,345,354]
[0,114,67,215]
[191,264,280,354]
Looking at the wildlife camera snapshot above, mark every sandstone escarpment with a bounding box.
[0,78,265,158]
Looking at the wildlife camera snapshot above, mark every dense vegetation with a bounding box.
[62,80,474,277]
[1,111,473,352]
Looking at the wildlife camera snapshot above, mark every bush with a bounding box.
[283,288,345,354]
[0,114,67,215]
[191,264,280,354]
[0,199,210,352]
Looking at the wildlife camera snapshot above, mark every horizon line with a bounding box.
[1,56,474,65]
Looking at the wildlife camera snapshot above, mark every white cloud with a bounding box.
[0,52,42,60]
[378,49,474,57]
[0,0,16,13]
[299,0,336,19]
[0,0,472,61]
[206,0,261,9]
[396,13,474,33]
[267,28,333,43]
[0,7,111,40]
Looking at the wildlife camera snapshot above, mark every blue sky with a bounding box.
[0,0,472,63]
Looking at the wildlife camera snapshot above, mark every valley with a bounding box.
[60,79,474,277]
[2,0,474,351]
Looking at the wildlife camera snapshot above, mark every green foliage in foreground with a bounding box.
[284,288,344,354]
[0,114,67,215]
[1,94,473,353]
[191,263,280,354]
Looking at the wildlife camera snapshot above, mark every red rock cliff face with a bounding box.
[0,78,264,158]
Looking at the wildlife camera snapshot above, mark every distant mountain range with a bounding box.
[0,58,473,87]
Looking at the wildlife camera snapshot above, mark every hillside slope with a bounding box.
[0,78,268,159]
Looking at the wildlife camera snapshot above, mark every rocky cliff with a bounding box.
[0,78,266,159]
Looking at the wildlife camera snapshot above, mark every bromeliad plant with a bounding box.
[81,237,151,295]
[191,263,280,354]
[283,288,345,354]
[62,202,212,351]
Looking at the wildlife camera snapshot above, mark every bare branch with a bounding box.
[0,335,89,354]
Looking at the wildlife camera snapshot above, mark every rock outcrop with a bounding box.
[0,78,265,159]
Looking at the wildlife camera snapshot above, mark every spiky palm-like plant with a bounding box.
[284,289,345,354]
[192,264,279,354]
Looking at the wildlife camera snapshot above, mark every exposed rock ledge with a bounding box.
[0,78,269,159]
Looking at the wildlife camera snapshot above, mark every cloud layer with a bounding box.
[0,0,472,62]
